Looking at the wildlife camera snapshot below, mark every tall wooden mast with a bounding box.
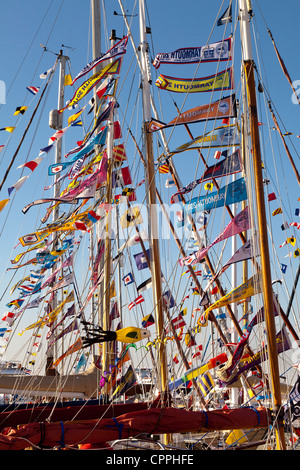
[238,0,286,450]
[138,0,168,397]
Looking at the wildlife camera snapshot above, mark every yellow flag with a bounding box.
[198,272,262,327]
[19,291,74,335]
[287,236,296,246]
[67,108,83,126]
[64,74,72,86]
[204,182,214,191]
[0,199,9,213]
[226,429,248,446]
[61,58,121,111]
[1,127,14,133]
[121,207,143,229]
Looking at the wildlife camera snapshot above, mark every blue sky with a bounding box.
[0,0,299,366]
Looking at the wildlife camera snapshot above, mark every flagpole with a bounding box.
[239,0,286,449]
[138,0,168,403]
[46,51,68,376]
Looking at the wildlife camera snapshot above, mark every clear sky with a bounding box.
[0,0,299,369]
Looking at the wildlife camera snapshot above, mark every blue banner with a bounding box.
[184,177,247,215]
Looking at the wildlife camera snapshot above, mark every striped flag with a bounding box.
[26,86,40,95]
[198,372,215,396]
[272,207,283,216]
[158,163,169,174]
[128,295,144,310]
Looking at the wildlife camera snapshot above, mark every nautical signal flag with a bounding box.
[64,74,73,86]
[158,163,169,174]
[204,182,213,191]
[162,290,175,308]
[120,206,143,229]
[0,127,14,133]
[142,314,155,328]
[171,314,186,330]
[26,86,40,95]
[112,166,132,187]
[0,199,9,213]
[198,372,215,396]
[14,106,28,116]
[134,249,150,271]
[272,207,283,216]
[128,295,144,310]
[268,192,276,201]
[123,272,134,286]
[113,144,127,163]
[281,263,287,274]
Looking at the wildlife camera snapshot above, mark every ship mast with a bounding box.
[238,0,286,450]
[46,50,68,376]
[138,0,168,399]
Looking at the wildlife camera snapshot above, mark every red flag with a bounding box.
[268,192,276,201]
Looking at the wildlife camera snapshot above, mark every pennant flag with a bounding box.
[120,206,143,229]
[142,314,155,328]
[137,277,152,293]
[8,175,30,196]
[183,177,247,218]
[155,67,234,94]
[128,295,144,310]
[123,272,134,286]
[14,106,28,116]
[72,36,128,84]
[67,108,84,127]
[153,37,232,69]
[186,206,250,265]
[96,76,115,99]
[149,95,237,133]
[26,86,40,95]
[59,58,121,113]
[217,4,232,26]
[51,338,82,368]
[134,249,150,271]
[0,199,9,213]
[39,67,53,79]
[170,124,239,154]
[0,127,14,133]
[17,156,44,172]
[0,145,4,153]
[216,236,259,278]
[198,272,262,327]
